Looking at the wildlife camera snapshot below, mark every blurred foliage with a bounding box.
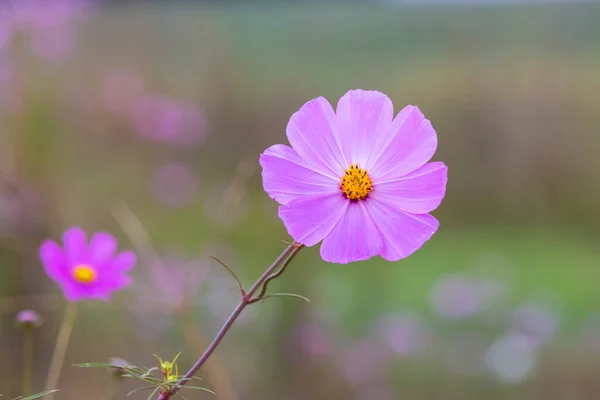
[1,2,600,399]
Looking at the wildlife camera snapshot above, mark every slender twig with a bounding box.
[208,256,245,294]
[249,244,304,304]
[157,242,304,400]
[44,303,79,399]
[180,317,237,400]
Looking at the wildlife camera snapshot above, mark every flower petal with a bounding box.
[278,194,348,247]
[366,199,439,261]
[371,162,448,214]
[260,144,339,206]
[369,106,438,181]
[62,226,87,264]
[286,96,346,177]
[105,251,137,274]
[335,89,394,169]
[60,281,85,302]
[88,232,117,266]
[320,202,383,264]
[39,240,69,283]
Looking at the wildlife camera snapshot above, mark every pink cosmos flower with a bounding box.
[260,89,447,264]
[39,227,136,301]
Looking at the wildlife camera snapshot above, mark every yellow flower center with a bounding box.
[340,164,373,201]
[72,264,97,284]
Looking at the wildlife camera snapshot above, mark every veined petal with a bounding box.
[336,89,394,169]
[369,106,438,181]
[286,96,346,177]
[371,162,448,214]
[62,226,87,265]
[39,240,69,283]
[278,194,348,247]
[320,202,383,264]
[88,232,117,266]
[366,199,439,261]
[260,144,339,206]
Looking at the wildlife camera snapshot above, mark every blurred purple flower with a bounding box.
[131,95,206,148]
[485,333,537,384]
[339,339,390,386]
[100,69,146,116]
[1,0,97,62]
[151,162,198,209]
[510,301,559,346]
[370,312,430,357]
[16,309,43,330]
[39,227,136,302]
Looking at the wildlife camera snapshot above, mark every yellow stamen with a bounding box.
[72,264,96,284]
[340,164,373,201]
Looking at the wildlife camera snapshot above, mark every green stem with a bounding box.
[22,329,34,395]
[44,302,79,398]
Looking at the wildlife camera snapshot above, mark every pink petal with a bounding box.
[371,162,448,214]
[61,281,85,302]
[62,226,87,264]
[335,89,394,169]
[278,194,348,247]
[320,202,383,264]
[88,232,117,266]
[39,240,69,283]
[106,251,137,274]
[260,144,339,206]
[286,97,346,177]
[369,106,438,181]
[366,199,439,261]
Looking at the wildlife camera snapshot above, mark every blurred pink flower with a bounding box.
[39,227,136,302]
[2,0,97,62]
[260,89,447,264]
[131,95,206,147]
[151,162,199,209]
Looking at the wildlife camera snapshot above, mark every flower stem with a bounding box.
[44,302,79,399]
[157,242,304,400]
[22,329,34,395]
[180,317,237,400]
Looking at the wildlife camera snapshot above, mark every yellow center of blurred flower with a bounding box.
[340,164,373,201]
[72,264,96,284]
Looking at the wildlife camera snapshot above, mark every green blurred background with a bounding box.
[1,1,600,399]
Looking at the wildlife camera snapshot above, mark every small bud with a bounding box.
[15,309,43,331]
[109,357,130,379]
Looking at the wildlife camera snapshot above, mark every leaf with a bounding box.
[13,390,60,400]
